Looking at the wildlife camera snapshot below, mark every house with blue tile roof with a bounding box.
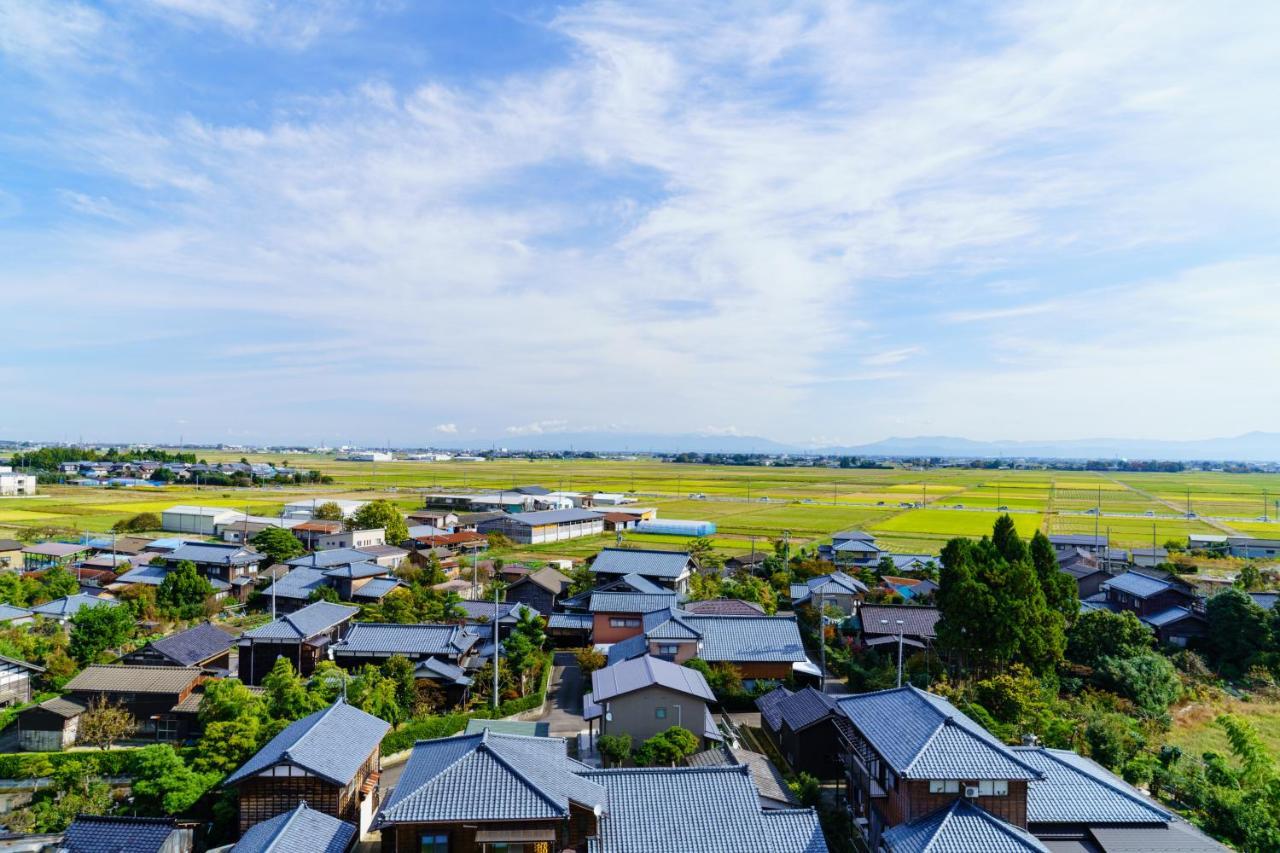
[230,801,356,853]
[226,699,389,838]
[588,547,696,593]
[374,729,827,852]
[237,600,359,684]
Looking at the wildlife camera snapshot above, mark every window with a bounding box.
[420,834,448,853]
[978,780,1009,796]
[156,717,180,740]
[928,780,960,794]
[657,644,680,656]
[655,707,667,720]
[609,618,640,628]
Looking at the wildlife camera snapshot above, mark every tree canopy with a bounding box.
[250,526,304,564]
[157,560,214,619]
[347,499,408,544]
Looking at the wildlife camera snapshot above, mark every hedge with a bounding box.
[381,653,553,755]
[0,746,199,780]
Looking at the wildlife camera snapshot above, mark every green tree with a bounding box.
[251,526,305,564]
[112,512,162,533]
[309,585,341,603]
[349,664,404,725]
[313,501,345,521]
[992,513,1028,563]
[1205,588,1270,676]
[131,744,220,815]
[566,562,596,596]
[1084,711,1145,770]
[157,560,214,619]
[636,727,700,766]
[1066,610,1153,669]
[69,603,134,664]
[382,654,417,718]
[1029,530,1079,624]
[1094,653,1182,717]
[263,657,316,721]
[575,647,606,675]
[688,537,724,572]
[347,500,408,545]
[34,567,78,603]
[1235,564,1262,592]
[597,733,632,767]
[789,772,822,807]
[503,608,546,694]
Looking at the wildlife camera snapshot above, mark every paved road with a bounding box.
[538,651,586,736]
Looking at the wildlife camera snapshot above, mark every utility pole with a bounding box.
[492,582,500,711]
[818,588,825,691]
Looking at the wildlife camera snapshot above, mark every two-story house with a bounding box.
[237,601,359,685]
[225,699,390,837]
[790,571,868,615]
[588,547,696,593]
[121,621,236,673]
[583,654,722,749]
[1093,571,1206,645]
[331,623,480,706]
[756,686,845,780]
[503,566,573,614]
[820,531,884,567]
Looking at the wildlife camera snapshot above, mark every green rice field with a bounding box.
[4,452,1280,559]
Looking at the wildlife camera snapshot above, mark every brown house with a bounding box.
[225,700,390,838]
[60,665,204,741]
[237,601,359,685]
[583,655,723,749]
[121,622,235,672]
[756,686,845,780]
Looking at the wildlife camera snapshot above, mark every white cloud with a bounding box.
[3,1,1280,443]
[433,423,457,434]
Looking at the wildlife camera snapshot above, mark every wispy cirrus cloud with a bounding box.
[1,1,1279,445]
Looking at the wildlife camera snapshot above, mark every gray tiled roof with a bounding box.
[763,686,837,733]
[62,815,177,853]
[1143,606,1203,628]
[755,686,793,731]
[832,538,882,553]
[860,604,941,640]
[231,802,356,853]
[580,766,827,853]
[1104,571,1179,599]
[322,561,386,579]
[166,543,261,565]
[590,548,693,579]
[377,731,604,825]
[1012,746,1171,824]
[0,603,32,621]
[792,571,868,603]
[114,563,170,586]
[242,601,359,640]
[350,577,402,599]
[836,686,1042,780]
[681,614,808,663]
[589,591,680,614]
[335,623,478,658]
[224,700,390,786]
[263,566,329,600]
[547,613,593,630]
[415,656,473,686]
[147,622,235,666]
[30,593,119,619]
[286,548,372,569]
[591,655,715,703]
[882,799,1048,853]
[456,599,527,622]
[605,633,650,666]
[1249,592,1279,611]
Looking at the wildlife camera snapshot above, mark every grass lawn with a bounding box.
[1169,697,1280,764]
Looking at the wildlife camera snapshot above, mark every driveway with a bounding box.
[538,651,586,737]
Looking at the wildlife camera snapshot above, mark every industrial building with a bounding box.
[0,467,36,496]
[162,505,245,536]
[477,508,604,544]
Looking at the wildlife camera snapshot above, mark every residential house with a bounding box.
[588,591,681,644]
[30,593,119,624]
[20,542,91,571]
[1048,533,1108,557]
[884,554,939,574]
[756,686,845,780]
[859,604,940,647]
[61,815,192,853]
[588,547,696,593]
[163,542,264,589]
[820,530,884,567]
[0,538,22,570]
[477,508,604,544]
[1057,549,1111,599]
[0,655,43,707]
[599,512,639,532]
[1227,536,1280,559]
[790,571,868,615]
[121,622,235,672]
[238,601,359,685]
[0,603,33,625]
[317,527,386,551]
[725,551,771,575]
[1091,571,1206,645]
[406,509,459,529]
[331,623,479,706]
[230,802,356,853]
[687,744,796,810]
[583,654,722,748]
[879,576,938,602]
[503,566,572,615]
[225,700,390,837]
[60,664,204,741]
[291,519,346,550]
[215,515,301,544]
[373,729,827,853]
[354,543,409,568]
[606,608,812,682]
[0,468,36,496]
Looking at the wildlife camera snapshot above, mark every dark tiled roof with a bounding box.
[335,623,478,658]
[285,548,371,569]
[30,594,119,619]
[683,598,765,616]
[836,686,1042,781]
[231,802,355,853]
[242,601,358,640]
[1104,571,1182,599]
[1011,747,1170,824]
[765,687,838,733]
[882,799,1048,852]
[322,560,386,579]
[166,542,260,565]
[547,613,593,630]
[29,696,87,718]
[589,591,680,614]
[147,622,235,666]
[262,566,329,600]
[224,700,390,786]
[579,766,826,853]
[590,548,693,579]
[377,731,604,825]
[62,815,178,853]
[755,686,794,731]
[859,604,941,640]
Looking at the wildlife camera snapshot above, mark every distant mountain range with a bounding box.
[485,430,1280,462]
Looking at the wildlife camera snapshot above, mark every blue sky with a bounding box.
[2,0,1278,447]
